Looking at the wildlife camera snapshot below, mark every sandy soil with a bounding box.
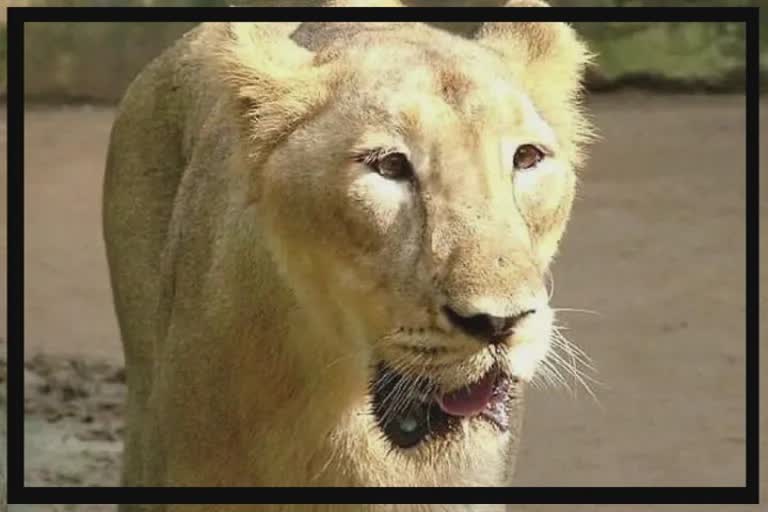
[10,92,767,511]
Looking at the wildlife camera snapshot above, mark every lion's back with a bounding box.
[103,22,226,487]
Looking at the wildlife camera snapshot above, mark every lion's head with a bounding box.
[212,1,592,472]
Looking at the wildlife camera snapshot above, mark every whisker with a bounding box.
[544,268,555,302]
[540,357,572,393]
[550,340,596,374]
[532,362,556,390]
[376,351,427,427]
[551,329,597,370]
[395,353,429,418]
[546,328,604,406]
[552,307,601,316]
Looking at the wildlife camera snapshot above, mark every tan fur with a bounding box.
[104,2,591,510]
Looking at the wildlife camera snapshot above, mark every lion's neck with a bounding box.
[211,225,374,484]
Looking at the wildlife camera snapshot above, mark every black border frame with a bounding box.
[6,5,760,507]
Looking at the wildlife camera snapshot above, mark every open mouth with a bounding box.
[370,362,517,449]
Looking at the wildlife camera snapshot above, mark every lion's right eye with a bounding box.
[373,152,414,181]
[513,144,545,171]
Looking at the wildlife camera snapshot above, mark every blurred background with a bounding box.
[2,1,767,512]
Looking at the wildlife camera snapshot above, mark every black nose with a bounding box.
[442,306,536,345]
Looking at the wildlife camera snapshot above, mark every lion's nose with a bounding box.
[442,306,536,345]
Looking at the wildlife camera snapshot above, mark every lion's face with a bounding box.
[221,19,589,460]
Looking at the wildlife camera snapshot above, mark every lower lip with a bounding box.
[371,364,515,449]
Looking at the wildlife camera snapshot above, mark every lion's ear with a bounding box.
[475,1,590,98]
[475,1,594,165]
[213,22,336,156]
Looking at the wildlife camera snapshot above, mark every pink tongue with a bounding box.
[436,370,497,417]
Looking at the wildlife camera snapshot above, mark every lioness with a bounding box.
[103,0,592,509]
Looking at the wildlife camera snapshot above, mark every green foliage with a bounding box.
[578,21,747,87]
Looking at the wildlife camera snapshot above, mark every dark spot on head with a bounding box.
[436,67,473,106]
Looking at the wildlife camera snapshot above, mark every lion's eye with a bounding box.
[513,144,545,171]
[374,152,413,181]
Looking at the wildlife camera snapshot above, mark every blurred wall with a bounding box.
[4,0,768,103]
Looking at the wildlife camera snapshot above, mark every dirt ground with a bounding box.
[9,92,768,511]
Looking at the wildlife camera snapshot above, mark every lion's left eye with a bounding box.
[373,152,414,181]
[513,144,545,171]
